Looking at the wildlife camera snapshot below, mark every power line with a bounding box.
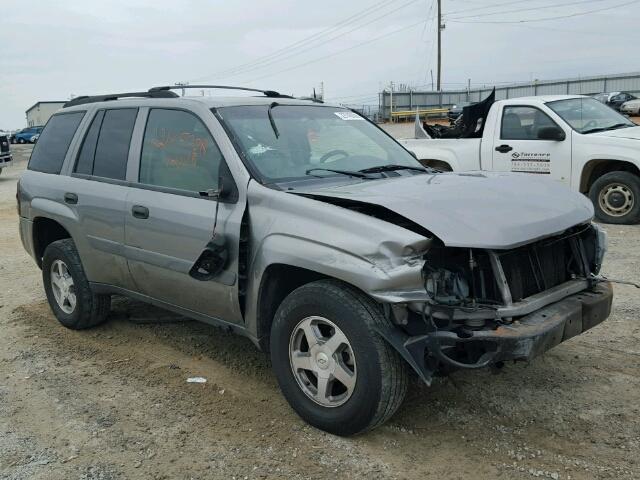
[449,0,640,23]
[447,0,608,20]
[213,0,422,82]
[241,18,430,84]
[189,0,417,82]
[190,0,398,81]
[445,0,540,16]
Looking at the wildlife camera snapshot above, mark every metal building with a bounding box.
[25,101,66,127]
[380,72,640,120]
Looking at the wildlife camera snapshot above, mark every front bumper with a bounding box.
[0,154,12,166]
[383,282,613,384]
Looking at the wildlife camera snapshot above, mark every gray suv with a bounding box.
[18,86,613,436]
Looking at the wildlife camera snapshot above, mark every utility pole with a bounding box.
[389,81,394,123]
[437,0,444,91]
[175,81,189,97]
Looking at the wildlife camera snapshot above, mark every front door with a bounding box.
[123,108,245,324]
[492,105,572,185]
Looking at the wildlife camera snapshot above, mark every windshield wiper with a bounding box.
[306,168,374,179]
[267,102,280,138]
[359,164,430,174]
[582,123,632,134]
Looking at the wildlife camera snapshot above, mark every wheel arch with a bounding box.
[255,263,329,351]
[32,216,73,269]
[580,159,640,194]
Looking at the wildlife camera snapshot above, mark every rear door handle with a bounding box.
[63,192,78,205]
[131,205,149,219]
[495,144,513,153]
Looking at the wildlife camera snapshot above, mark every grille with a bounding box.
[0,137,8,154]
[498,236,575,302]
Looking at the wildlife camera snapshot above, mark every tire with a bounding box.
[270,279,408,436]
[589,171,640,224]
[42,239,111,329]
[18,138,25,144]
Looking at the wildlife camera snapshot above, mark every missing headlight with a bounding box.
[424,267,469,304]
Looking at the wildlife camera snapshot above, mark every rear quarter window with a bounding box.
[28,112,85,174]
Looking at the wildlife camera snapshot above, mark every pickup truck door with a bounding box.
[491,105,572,185]
[123,108,246,325]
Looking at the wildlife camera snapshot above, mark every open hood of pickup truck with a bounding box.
[592,125,640,140]
[297,172,593,250]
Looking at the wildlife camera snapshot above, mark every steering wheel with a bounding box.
[583,120,598,130]
[319,149,349,164]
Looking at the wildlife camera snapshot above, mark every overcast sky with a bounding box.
[2,0,639,128]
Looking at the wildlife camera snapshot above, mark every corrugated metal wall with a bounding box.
[380,72,640,120]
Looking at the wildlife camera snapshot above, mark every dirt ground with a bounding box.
[1,145,639,480]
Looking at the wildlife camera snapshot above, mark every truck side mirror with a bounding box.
[537,126,566,141]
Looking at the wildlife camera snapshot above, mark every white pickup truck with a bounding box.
[400,95,640,224]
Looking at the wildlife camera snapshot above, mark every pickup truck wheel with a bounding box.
[589,171,640,224]
[42,239,111,330]
[270,280,408,436]
[18,138,25,144]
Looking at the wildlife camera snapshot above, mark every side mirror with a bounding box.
[537,126,566,141]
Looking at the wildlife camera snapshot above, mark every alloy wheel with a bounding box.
[289,316,357,407]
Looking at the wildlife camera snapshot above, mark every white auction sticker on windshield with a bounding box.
[334,111,364,120]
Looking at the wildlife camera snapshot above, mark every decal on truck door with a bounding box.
[510,151,551,174]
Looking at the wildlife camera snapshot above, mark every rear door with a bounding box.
[491,105,572,185]
[66,108,139,289]
[124,107,245,324]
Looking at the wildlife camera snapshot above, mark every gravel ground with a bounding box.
[1,145,639,480]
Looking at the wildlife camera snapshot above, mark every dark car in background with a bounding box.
[608,92,637,111]
[592,92,637,112]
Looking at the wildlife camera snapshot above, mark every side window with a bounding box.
[501,106,558,140]
[75,110,104,175]
[28,111,85,174]
[74,108,137,180]
[139,109,223,193]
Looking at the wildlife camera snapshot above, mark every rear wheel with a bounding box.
[42,239,111,329]
[17,138,25,144]
[589,171,640,224]
[270,280,408,436]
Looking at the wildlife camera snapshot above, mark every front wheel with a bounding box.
[270,280,408,436]
[589,171,640,224]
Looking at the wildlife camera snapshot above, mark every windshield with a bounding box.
[216,105,422,183]
[546,97,635,134]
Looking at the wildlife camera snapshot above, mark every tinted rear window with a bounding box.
[28,112,85,174]
[92,109,137,180]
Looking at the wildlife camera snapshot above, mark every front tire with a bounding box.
[42,239,111,329]
[270,280,408,436]
[589,171,640,224]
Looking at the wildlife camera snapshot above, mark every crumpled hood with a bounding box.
[297,172,593,249]
[592,125,640,140]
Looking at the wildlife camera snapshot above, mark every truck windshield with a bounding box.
[547,97,635,134]
[216,105,422,183]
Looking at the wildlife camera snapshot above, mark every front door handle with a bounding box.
[131,205,149,219]
[495,144,513,153]
[63,192,78,204]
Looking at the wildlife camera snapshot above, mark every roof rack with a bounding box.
[63,90,179,108]
[149,85,294,99]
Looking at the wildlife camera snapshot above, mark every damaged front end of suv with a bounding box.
[376,223,611,385]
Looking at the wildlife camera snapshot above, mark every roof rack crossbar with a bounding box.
[149,85,293,99]
[63,90,179,108]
